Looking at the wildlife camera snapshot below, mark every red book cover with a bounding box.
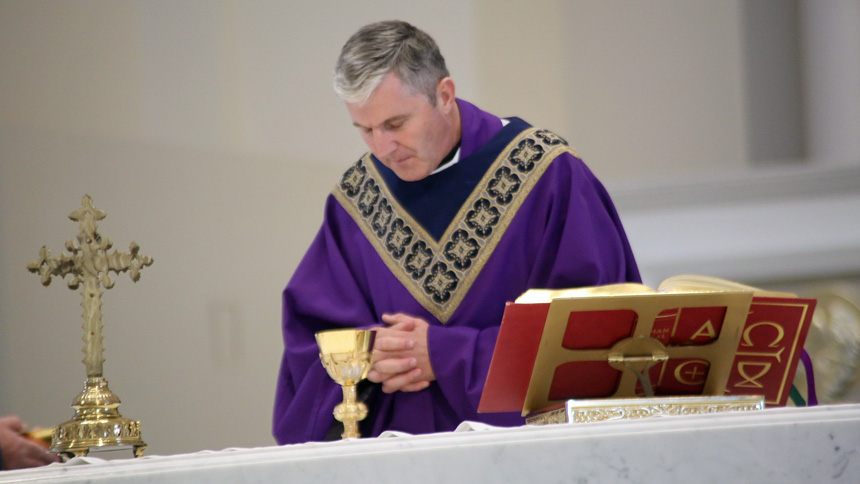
[724,297,815,406]
[478,282,816,414]
[477,302,548,413]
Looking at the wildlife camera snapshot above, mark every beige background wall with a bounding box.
[2,1,858,454]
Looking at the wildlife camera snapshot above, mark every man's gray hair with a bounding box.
[333,20,449,105]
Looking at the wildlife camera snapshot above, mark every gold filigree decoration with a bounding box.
[526,395,765,425]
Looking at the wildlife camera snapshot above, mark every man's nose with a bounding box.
[373,129,397,156]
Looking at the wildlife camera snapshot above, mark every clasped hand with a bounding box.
[367,313,436,393]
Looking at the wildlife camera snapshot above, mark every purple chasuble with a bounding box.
[273,99,640,445]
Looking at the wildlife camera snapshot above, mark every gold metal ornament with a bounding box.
[27,195,151,458]
[525,395,765,425]
[315,329,376,439]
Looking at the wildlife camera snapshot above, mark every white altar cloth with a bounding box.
[3,404,859,483]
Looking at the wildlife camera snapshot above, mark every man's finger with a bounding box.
[380,368,423,394]
[381,313,418,329]
[370,357,416,376]
[0,415,24,432]
[372,336,415,352]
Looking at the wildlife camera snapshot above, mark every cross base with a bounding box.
[50,377,147,459]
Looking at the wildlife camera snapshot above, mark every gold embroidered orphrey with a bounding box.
[28,195,151,458]
[333,127,575,324]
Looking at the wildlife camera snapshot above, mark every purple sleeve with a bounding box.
[272,196,378,445]
[426,152,640,423]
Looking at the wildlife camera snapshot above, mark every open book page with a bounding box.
[657,275,796,298]
[514,283,654,304]
[515,275,795,305]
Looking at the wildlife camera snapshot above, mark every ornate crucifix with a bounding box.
[28,195,152,458]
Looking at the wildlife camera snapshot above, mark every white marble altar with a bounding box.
[3,404,859,483]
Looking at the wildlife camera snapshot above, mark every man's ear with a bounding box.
[436,77,456,112]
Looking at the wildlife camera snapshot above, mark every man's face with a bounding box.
[346,73,458,182]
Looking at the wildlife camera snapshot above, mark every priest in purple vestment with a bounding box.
[273,20,640,445]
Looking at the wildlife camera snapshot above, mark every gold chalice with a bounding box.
[315,328,376,439]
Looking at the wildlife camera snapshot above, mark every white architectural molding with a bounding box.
[608,165,860,287]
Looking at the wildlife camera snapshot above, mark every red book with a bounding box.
[478,276,816,415]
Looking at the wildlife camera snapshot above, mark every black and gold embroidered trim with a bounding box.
[333,127,575,324]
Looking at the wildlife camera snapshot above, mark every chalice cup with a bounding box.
[315,328,376,439]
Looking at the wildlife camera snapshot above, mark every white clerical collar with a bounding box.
[431,147,461,175]
[430,118,510,176]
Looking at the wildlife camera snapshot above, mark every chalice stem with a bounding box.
[341,384,359,439]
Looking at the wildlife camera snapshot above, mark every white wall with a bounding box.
[0,0,481,455]
[1,1,858,455]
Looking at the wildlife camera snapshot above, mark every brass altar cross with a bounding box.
[28,195,152,458]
